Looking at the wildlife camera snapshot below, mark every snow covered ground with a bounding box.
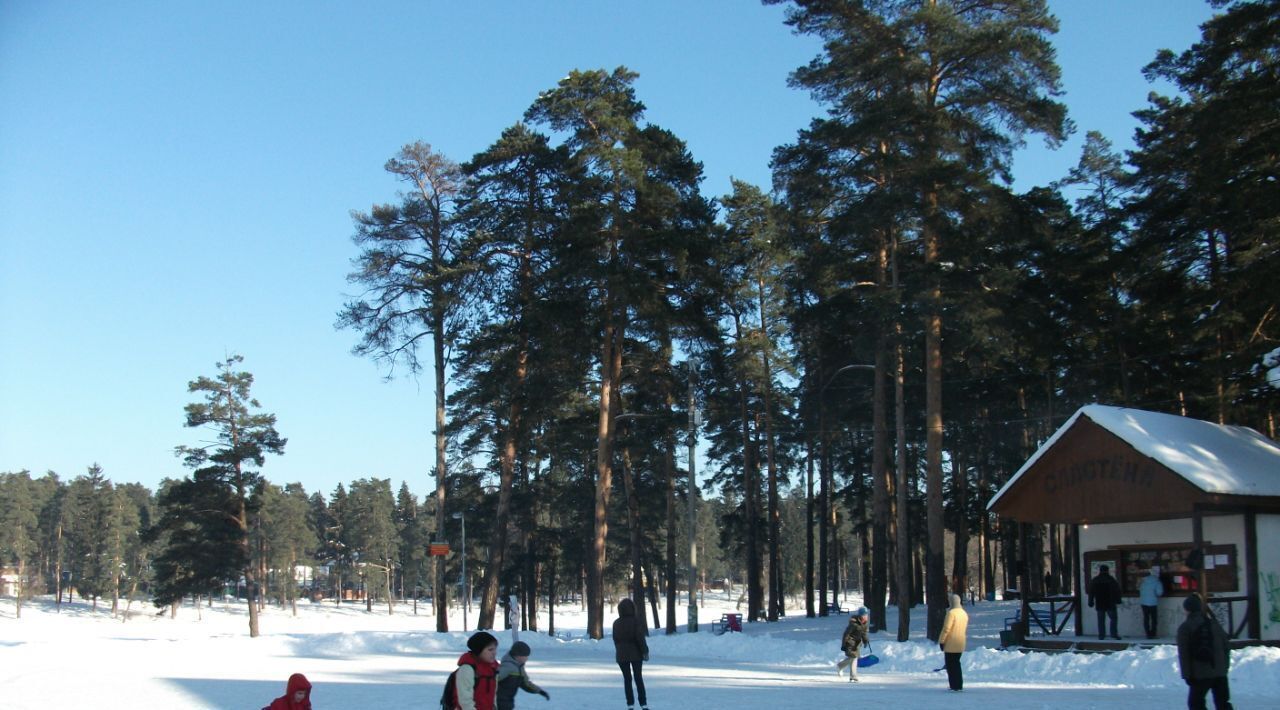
[2,591,1277,709]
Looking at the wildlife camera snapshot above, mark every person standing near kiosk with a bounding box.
[1139,565,1165,639]
[1088,564,1122,640]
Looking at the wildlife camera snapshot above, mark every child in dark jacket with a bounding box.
[835,607,870,682]
[496,641,550,710]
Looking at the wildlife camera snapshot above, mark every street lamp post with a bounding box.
[452,511,467,632]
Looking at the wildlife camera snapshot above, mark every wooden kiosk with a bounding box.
[987,405,1280,646]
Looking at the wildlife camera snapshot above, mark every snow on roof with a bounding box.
[989,404,1280,509]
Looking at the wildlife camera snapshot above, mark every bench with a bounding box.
[713,612,743,634]
[1004,606,1053,635]
[825,602,845,615]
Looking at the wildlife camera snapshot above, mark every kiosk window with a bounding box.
[1114,544,1237,595]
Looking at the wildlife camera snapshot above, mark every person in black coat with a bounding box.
[612,598,650,710]
[1177,594,1233,710]
[1088,564,1123,640]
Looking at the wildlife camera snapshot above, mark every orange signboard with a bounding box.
[429,543,451,556]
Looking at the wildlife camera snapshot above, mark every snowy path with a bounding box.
[2,595,1276,708]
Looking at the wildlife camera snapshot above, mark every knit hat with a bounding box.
[467,631,498,654]
[510,641,531,657]
[1183,594,1203,613]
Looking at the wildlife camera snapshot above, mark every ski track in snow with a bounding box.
[2,594,1276,708]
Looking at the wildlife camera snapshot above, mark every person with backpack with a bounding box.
[1177,594,1233,710]
[938,594,969,691]
[1087,564,1123,639]
[496,640,549,710]
[442,631,500,710]
[835,607,869,682]
[612,598,650,710]
[263,673,312,710]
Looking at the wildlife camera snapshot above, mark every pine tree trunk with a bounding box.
[871,332,890,630]
[952,448,968,597]
[433,294,450,633]
[923,191,947,642]
[741,378,762,622]
[893,274,911,641]
[757,271,782,622]
[805,437,815,617]
[664,436,678,634]
[818,404,829,617]
[589,307,620,640]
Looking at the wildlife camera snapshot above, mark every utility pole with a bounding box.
[453,511,468,632]
[687,361,699,632]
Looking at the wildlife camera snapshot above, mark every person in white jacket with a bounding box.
[938,594,969,691]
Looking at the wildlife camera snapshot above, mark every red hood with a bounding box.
[284,673,311,709]
[287,673,312,695]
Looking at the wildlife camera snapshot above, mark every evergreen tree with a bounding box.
[115,482,154,617]
[453,123,574,629]
[147,476,243,609]
[1126,0,1280,427]
[525,67,715,638]
[772,0,1068,639]
[169,354,286,637]
[346,478,400,614]
[0,471,39,617]
[260,482,315,614]
[339,141,465,631]
[64,463,116,610]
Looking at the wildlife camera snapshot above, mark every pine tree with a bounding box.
[170,355,286,637]
[772,0,1068,639]
[1126,0,1280,427]
[339,141,465,631]
[347,478,400,614]
[525,67,714,638]
[0,471,39,617]
[65,463,116,610]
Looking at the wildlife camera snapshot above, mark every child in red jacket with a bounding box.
[265,673,312,710]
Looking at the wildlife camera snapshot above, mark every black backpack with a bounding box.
[1193,617,1216,666]
[440,668,459,710]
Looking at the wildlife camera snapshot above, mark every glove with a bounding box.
[1088,600,1094,608]
[939,643,945,652]
[642,652,649,662]
[538,690,550,700]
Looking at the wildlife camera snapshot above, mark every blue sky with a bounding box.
[0,0,1216,498]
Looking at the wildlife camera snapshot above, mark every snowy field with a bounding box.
[2,591,1278,709]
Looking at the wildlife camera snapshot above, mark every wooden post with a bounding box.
[1245,509,1260,639]
[1192,506,1207,597]
[1072,523,1084,637]
[1019,522,1031,639]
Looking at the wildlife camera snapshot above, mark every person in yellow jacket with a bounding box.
[938,594,969,691]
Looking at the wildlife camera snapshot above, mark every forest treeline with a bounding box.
[2,1,1276,641]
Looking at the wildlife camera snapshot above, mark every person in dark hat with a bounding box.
[1177,594,1233,710]
[1087,564,1123,640]
[496,640,549,710]
[612,598,650,710]
[450,631,500,710]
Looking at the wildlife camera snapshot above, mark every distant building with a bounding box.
[1,565,26,597]
[989,405,1280,642]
